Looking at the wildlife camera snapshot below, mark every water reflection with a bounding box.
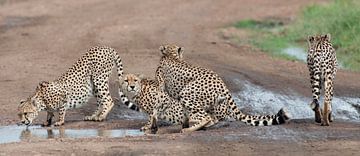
[0,125,144,144]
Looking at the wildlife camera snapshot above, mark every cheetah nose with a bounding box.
[130,86,135,89]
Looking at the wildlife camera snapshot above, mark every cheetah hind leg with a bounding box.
[181,112,212,133]
[181,118,211,133]
[85,76,113,121]
[84,100,102,121]
[329,111,333,122]
[310,100,322,123]
[182,114,190,129]
[204,96,227,128]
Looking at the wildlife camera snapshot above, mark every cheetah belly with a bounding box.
[65,78,94,110]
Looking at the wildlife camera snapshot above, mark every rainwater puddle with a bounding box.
[0,125,144,144]
[233,79,360,120]
[282,47,307,62]
[282,46,345,68]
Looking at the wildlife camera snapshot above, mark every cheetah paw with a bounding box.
[141,126,157,134]
[42,121,51,127]
[53,121,64,126]
[84,115,95,121]
[84,115,105,122]
[180,128,193,133]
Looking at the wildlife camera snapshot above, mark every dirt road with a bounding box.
[0,0,359,155]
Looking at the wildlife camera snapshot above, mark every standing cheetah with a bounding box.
[307,34,337,126]
[155,44,290,133]
[18,46,129,126]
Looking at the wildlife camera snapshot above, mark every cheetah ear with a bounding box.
[118,77,124,85]
[308,35,315,44]
[216,96,227,104]
[36,81,49,91]
[137,74,145,80]
[159,45,166,55]
[178,47,184,59]
[323,34,331,41]
[39,81,49,87]
[20,99,26,104]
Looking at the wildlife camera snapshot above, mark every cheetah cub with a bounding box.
[119,74,227,133]
[18,46,130,126]
[307,34,337,126]
[156,44,291,132]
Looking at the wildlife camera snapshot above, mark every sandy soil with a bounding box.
[0,0,359,155]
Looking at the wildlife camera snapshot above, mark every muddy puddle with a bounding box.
[233,79,360,121]
[282,46,345,68]
[0,125,144,144]
[282,47,307,62]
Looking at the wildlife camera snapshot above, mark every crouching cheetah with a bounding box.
[155,44,291,133]
[307,34,337,126]
[119,74,227,133]
[18,46,128,126]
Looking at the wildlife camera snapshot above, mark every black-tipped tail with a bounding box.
[118,89,140,111]
[271,108,291,125]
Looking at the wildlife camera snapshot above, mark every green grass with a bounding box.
[233,0,360,71]
[234,19,283,30]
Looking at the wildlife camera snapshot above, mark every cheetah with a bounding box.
[155,44,291,133]
[18,46,129,126]
[307,34,337,126]
[119,74,227,133]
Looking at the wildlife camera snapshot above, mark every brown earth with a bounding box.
[0,0,359,155]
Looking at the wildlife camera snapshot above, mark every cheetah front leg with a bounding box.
[141,113,158,134]
[54,106,66,126]
[42,112,54,127]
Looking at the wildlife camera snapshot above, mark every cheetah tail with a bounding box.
[113,50,140,112]
[228,97,291,126]
[118,91,140,111]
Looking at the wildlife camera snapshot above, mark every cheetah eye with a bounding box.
[134,79,138,82]
[124,79,128,82]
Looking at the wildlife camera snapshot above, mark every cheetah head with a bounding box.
[159,44,184,60]
[120,74,143,95]
[17,81,49,126]
[307,34,331,53]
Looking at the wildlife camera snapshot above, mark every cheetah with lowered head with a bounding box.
[119,74,227,133]
[307,34,337,126]
[18,46,128,126]
[155,44,291,133]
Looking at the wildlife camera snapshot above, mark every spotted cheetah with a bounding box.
[18,46,128,126]
[307,34,337,126]
[155,44,291,132]
[119,74,228,133]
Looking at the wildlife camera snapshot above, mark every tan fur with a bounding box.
[18,46,126,126]
[307,34,337,126]
[156,44,290,132]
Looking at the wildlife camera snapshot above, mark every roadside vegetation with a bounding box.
[232,0,360,71]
